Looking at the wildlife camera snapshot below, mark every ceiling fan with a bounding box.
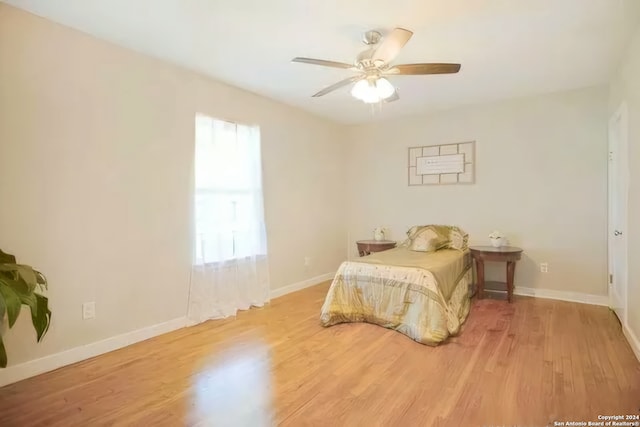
[292,28,461,104]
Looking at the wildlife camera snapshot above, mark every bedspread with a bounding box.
[320,248,472,345]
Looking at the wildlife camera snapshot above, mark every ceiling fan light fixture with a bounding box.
[375,77,395,99]
[351,78,395,103]
[361,92,382,104]
[350,79,372,100]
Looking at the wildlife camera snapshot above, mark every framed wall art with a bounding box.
[408,141,475,186]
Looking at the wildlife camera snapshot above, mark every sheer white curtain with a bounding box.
[187,114,270,324]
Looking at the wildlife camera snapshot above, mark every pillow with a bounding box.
[406,224,449,239]
[448,226,469,251]
[406,225,424,240]
[408,226,449,252]
[399,225,426,247]
[404,224,469,251]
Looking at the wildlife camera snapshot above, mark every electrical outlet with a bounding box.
[304,256,311,267]
[540,263,549,273]
[82,302,96,320]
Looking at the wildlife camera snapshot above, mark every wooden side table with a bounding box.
[356,240,397,257]
[469,246,523,303]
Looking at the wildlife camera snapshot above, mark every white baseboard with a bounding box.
[623,324,640,363]
[0,316,188,388]
[270,272,335,299]
[514,286,609,306]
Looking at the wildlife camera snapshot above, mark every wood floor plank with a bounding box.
[0,281,639,426]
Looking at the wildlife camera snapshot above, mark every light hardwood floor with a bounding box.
[0,282,639,426]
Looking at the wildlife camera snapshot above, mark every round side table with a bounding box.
[469,246,523,303]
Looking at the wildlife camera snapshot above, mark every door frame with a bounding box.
[607,102,629,326]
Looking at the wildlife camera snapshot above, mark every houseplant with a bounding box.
[0,249,51,368]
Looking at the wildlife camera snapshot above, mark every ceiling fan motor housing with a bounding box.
[356,49,377,68]
[362,30,382,45]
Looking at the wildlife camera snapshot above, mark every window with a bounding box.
[194,114,267,264]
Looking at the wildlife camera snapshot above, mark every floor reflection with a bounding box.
[191,339,274,426]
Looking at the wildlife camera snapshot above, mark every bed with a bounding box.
[320,226,472,345]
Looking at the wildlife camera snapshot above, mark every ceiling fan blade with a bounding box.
[292,57,355,69]
[385,63,461,75]
[384,90,400,103]
[312,75,363,97]
[372,28,413,64]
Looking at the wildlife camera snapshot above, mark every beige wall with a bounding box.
[610,24,640,343]
[0,4,346,366]
[0,2,626,371]
[345,86,609,296]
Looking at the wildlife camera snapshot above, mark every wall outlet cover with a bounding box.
[82,302,96,320]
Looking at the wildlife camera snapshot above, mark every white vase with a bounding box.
[490,237,504,247]
[374,228,385,241]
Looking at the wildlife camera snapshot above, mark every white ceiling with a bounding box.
[4,0,640,124]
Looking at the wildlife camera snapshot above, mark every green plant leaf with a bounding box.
[22,293,51,342]
[0,282,22,327]
[0,275,29,298]
[20,292,36,314]
[35,270,47,287]
[34,293,51,341]
[15,265,37,293]
[0,337,6,368]
[0,249,16,264]
[0,268,18,282]
[6,290,51,343]
[0,292,5,321]
[0,265,37,294]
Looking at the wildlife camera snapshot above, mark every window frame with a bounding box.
[193,114,266,265]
